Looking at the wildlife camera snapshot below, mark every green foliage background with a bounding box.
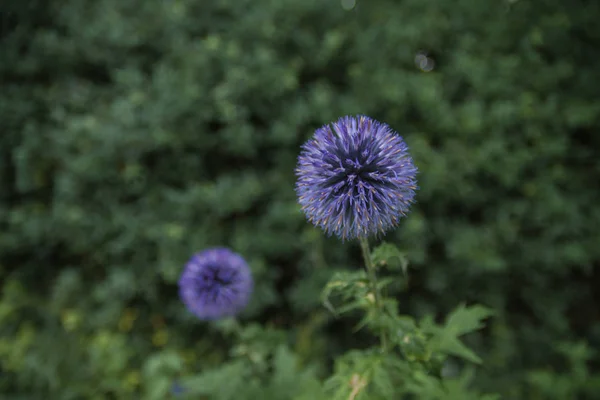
[1,0,599,398]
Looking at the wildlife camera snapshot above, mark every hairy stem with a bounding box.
[359,237,387,351]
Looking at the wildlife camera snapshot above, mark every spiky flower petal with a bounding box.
[295,115,418,240]
[179,248,253,320]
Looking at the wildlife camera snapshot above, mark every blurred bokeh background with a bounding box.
[1,0,599,398]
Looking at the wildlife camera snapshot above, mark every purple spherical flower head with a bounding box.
[170,382,186,396]
[295,115,418,240]
[179,248,253,320]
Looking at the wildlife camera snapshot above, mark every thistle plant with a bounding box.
[176,116,496,400]
[294,115,496,399]
[296,115,418,351]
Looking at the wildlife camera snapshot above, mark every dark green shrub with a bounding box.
[1,0,598,398]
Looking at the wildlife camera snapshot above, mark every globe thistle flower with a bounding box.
[179,248,253,320]
[295,115,417,240]
[170,382,186,396]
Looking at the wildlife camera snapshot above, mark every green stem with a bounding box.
[359,237,387,351]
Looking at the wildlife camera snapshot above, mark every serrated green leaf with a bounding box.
[444,304,494,336]
[370,242,409,275]
[422,304,494,364]
[370,360,395,398]
[321,271,369,317]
